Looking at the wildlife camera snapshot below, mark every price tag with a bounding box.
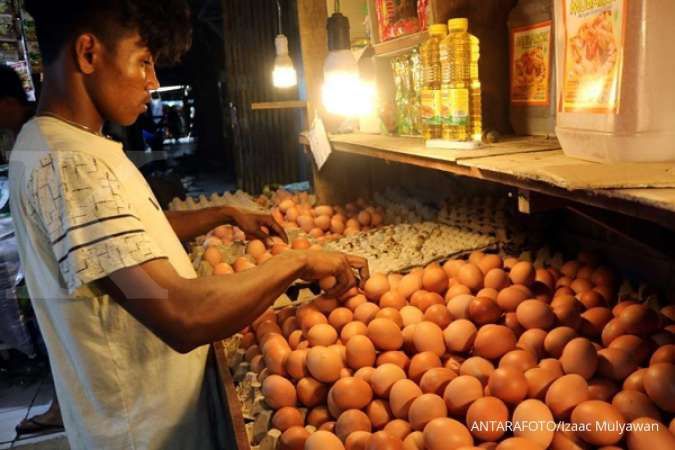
[306,115,331,170]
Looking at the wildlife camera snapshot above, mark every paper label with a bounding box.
[510,21,552,106]
[306,116,331,171]
[421,88,441,125]
[440,86,451,123]
[561,0,626,113]
[449,88,469,125]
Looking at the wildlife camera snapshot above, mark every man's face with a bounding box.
[85,32,160,126]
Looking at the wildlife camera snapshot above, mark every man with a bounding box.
[9,1,367,449]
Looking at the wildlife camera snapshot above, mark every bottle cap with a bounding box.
[448,18,469,31]
[429,24,448,36]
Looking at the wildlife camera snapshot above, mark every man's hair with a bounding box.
[0,65,27,103]
[24,0,192,66]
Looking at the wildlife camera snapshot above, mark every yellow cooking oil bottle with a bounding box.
[441,18,481,142]
[419,24,447,140]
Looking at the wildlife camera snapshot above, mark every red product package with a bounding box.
[375,0,421,41]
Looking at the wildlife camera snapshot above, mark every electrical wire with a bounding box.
[276,0,283,34]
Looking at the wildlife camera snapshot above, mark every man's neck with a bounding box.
[36,67,104,133]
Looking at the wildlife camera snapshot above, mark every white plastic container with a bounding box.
[554,0,675,162]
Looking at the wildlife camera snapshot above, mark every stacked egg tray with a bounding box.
[168,190,267,212]
[325,222,498,275]
[219,247,674,450]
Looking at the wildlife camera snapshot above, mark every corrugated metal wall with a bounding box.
[221,0,309,194]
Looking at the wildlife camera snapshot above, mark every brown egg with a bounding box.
[346,294,369,312]
[443,260,466,278]
[468,297,502,325]
[496,286,530,312]
[264,342,292,377]
[535,268,556,290]
[512,399,555,448]
[262,374,297,409]
[412,322,446,357]
[466,396,509,441]
[488,367,528,404]
[279,426,310,450]
[306,405,331,427]
[418,367,456,395]
[499,350,537,372]
[483,268,509,292]
[473,325,516,360]
[423,417,474,450]
[367,399,392,430]
[516,329,548,359]
[335,409,372,442]
[545,327,578,358]
[443,375,484,416]
[329,308,354,333]
[579,307,614,340]
[623,367,647,392]
[355,303,381,324]
[445,284,471,301]
[477,287,499,301]
[571,400,625,446]
[377,351,409,370]
[383,419,411,441]
[333,377,373,410]
[300,311,329,336]
[408,394,447,431]
[524,367,559,399]
[365,274,391,302]
[444,354,465,373]
[401,325,417,354]
[366,431,403,450]
[468,251,485,265]
[411,291,445,312]
[422,265,449,294]
[447,295,474,320]
[550,295,583,329]
[649,344,675,365]
[618,304,659,336]
[379,291,407,310]
[345,431,372,450]
[297,377,328,407]
[626,418,675,450]
[305,430,345,450]
[509,261,535,286]
[371,364,407,398]
[545,374,589,419]
[314,295,340,314]
[539,358,564,376]
[560,338,598,380]
[570,278,593,294]
[516,300,555,330]
[597,347,638,381]
[423,304,452,328]
[457,263,484,291]
[308,323,339,347]
[397,273,423,299]
[460,357,495,386]
[578,290,606,309]
[366,318,402,351]
[355,367,377,384]
[643,363,675,412]
[286,349,308,380]
[407,351,441,382]
[319,421,336,432]
[272,406,304,431]
[611,390,661,422]
[402,431,424,450]
[389,379,423,419]
[400,306,424,327]
[495,437,542,450]
[587,377,620,402]
[477,254,502,273]
[443,319,477,353]
[307,346,343,383]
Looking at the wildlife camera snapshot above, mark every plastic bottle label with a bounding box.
[421,88,441,125]
[510,21,552,106]
[440,86,451,123]
[561,0,626,113]
[449,88,469,125]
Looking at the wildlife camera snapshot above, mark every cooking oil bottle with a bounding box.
[442,18,471,141]
[469,33,482,142]
[420,24,447,140]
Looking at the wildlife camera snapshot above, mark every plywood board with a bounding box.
[602,189,675,213]
[459,150,675,190]
[329,133,560,163]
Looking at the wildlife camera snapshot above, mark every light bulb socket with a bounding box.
[327,12,351,51]
[275,34,289,56]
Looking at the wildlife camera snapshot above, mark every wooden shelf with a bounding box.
[300,132,675,230]
[213,341,251,450]
[372,31,427,57]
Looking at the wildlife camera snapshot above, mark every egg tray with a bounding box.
[168,190,268,213]
[325,222,498,274]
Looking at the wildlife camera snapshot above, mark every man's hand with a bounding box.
[230,209,288,243]
[296,250,369,297]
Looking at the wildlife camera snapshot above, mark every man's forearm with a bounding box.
[165,206,237,241]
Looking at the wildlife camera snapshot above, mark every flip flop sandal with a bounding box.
[15,418,65,436]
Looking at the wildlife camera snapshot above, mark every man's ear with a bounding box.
[74,33,101,74]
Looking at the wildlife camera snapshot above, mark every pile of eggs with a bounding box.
[238,250,675,450]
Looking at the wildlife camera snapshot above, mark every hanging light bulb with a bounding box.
[322,2,374,116]
[272,0,297,88]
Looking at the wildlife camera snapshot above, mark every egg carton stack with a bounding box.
[168,190,268,213]
[437,195,531,253]
[326,222,497,274]
[373,188,440,225]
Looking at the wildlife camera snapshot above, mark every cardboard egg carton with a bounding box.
[168,190,267,212]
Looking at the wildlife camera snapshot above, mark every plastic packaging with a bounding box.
[508,0,556,136]
[375,0,420,42]
[554,0,675,162]
[420,24,447,140]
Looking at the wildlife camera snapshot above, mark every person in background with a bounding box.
[0,64,64,436]
[0,65,33,163]
[9,1,368,449]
